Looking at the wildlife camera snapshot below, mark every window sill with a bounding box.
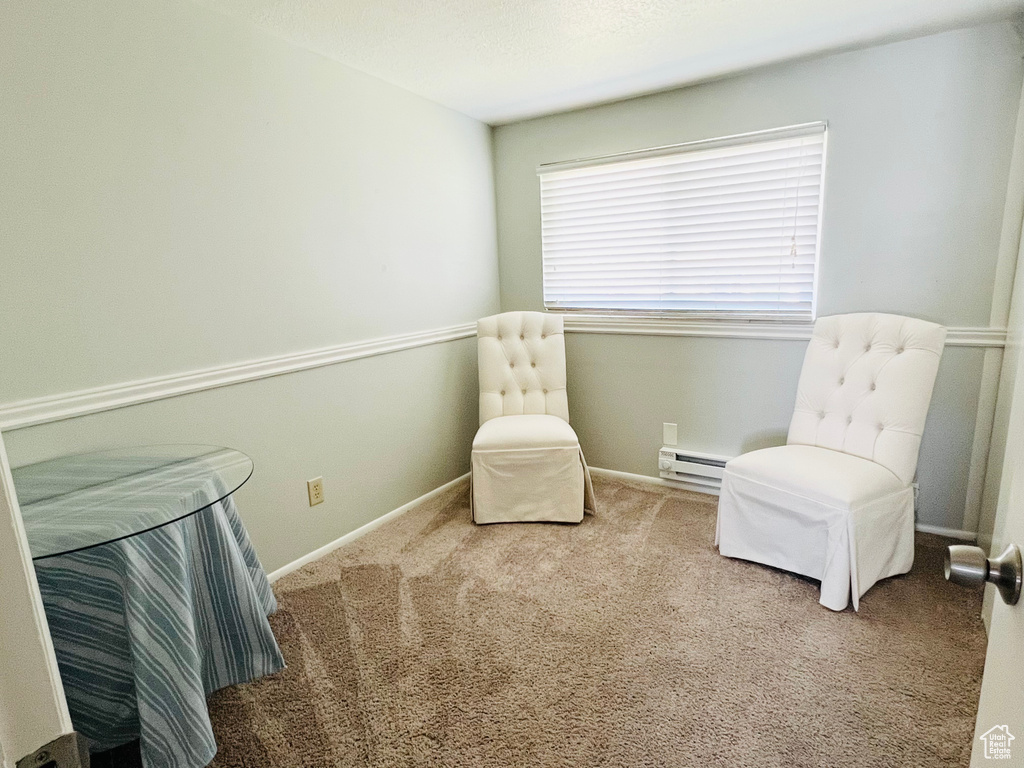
[553,312,1005,347]
[556,312,815,341]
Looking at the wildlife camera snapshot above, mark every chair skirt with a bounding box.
[715,445,915,611]
[471,414,595,524]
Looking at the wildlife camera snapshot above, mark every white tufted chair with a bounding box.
[715,313,946,611]
[471,311,596,523]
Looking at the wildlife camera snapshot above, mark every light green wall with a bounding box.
[493,24,1024,531]
[0,0,498,402]
[0,0,498,570]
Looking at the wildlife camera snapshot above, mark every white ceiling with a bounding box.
[195,0,1024,124]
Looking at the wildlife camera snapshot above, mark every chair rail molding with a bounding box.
[0,323,477,431]
[558,313,1007,347]
[0,318,1005,432]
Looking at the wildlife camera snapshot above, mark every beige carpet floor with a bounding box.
[208,475,987,768]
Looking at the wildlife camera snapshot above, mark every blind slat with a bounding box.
[545,268,815,281]
[543,225,820,248]
[540,152,824,196]
[542,183,821,218]
[542,205,820,234]
[545,236,820,256]
[541,165,822,208]
[544,133,824,183]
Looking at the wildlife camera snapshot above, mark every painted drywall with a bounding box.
[493,23,1024,531]
[0,0,497,572]
[0,0,497,403]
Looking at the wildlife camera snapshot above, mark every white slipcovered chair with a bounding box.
[471,311,596,524]
[715,313,946,611]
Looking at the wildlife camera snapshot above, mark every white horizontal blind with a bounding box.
[539,124,826,318]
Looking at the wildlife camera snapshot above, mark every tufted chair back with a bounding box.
[478,312,570,424]
[788,313,946,485]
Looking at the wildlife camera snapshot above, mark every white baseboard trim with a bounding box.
[590,466,719,495]
[266,472,470,583]
[915,524,978,541]
[591,466,978,540]
[0,322,476,431]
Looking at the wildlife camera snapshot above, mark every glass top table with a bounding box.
[13,444,254,560]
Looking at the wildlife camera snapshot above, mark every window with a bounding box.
[538,123,826,320]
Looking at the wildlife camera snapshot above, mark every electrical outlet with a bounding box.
[663,422,678,446]
[307,477,324,507]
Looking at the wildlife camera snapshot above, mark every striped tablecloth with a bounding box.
[32,495,285,768]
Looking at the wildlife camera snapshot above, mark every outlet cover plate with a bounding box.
[663,422,678,446]
[307,477,324,507]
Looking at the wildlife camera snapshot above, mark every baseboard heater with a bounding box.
[658,447,732,494]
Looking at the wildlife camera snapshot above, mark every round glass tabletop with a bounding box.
[13,444,254,560]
